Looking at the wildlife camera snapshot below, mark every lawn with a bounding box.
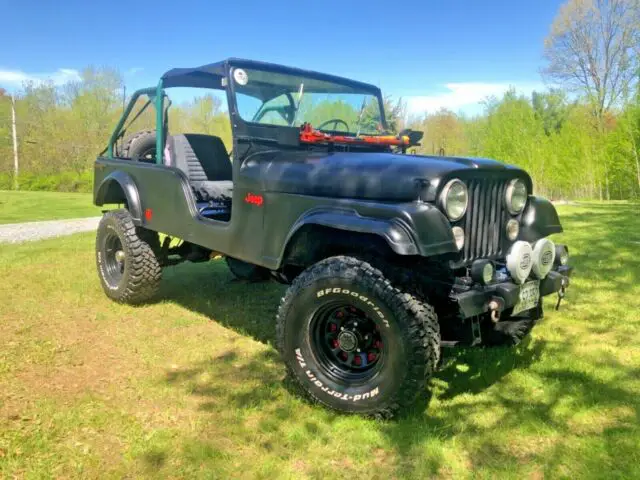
[1,203,639,478]
[0,190,100,224]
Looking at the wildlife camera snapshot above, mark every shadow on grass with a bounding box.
[148,203,639,477]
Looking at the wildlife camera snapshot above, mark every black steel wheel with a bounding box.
[276,256,440,417]
[311,302,385,382]
[100,230,126,288]
[95,209,162,304]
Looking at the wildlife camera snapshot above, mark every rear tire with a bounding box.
[226,257,270,282]
[276,256,440,417]
[95,209,162,304]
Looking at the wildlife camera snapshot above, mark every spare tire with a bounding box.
[118,130,157,162]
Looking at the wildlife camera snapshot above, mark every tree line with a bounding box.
[1,0,639,200]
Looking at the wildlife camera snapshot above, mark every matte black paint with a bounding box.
[94,169,143,223]
[94,145,562,271]
[520,196,564,242]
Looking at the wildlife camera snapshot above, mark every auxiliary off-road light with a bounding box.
[506,240,533,284]
[506,219,520,241]
[471,260,495,285]
[452,226,465,250]
[531,238,556,279]
[555,244,569,266]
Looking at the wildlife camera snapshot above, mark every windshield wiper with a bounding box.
[290,82,304,126]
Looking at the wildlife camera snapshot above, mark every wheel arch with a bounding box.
[278,209,419,269]
[95,170,143,224]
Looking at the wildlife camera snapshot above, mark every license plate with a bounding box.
[512,280,540,316]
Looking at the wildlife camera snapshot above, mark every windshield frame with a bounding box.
[226,60,387,139]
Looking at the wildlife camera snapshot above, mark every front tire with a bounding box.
[276,256,440,417]
[95,209,162,304]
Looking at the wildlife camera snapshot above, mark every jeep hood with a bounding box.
[245,151,522,202]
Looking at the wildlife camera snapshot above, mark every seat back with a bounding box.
[166,134,232,182]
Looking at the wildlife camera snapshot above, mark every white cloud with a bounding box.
[0,68,81,87]
[404,81,544,116]
[126,67,143,76]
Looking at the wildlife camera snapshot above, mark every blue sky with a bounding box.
[0,0,563,115]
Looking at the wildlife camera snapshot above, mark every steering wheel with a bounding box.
[316,118,350,132]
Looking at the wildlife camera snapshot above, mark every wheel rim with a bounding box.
[311,302,385,383]
[102,232,125,288]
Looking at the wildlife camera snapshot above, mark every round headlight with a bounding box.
[441,179,468,221]
[452,226,465,250]
[505,179,528,214]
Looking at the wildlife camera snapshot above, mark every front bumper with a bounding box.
[453,265,573,319]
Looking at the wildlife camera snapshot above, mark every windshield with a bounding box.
[232,67,385,135]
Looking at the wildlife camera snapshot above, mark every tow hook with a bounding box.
[487,297,504,323]
[555,277,568,311]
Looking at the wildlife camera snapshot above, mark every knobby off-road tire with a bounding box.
[276,256,440,418]
[225,257,271,282]
[96,209,162,304]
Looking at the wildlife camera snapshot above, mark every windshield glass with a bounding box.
[232,67,384,135]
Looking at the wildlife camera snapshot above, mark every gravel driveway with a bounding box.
[0,217,101,244]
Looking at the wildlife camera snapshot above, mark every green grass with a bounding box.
[1,202,639,478]
[0,190,100,224]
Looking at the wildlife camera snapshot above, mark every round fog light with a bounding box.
[452,226,465,250]
[471,260,494,285]
[506,219,520,241]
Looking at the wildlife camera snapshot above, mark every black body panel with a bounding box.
[93,144,555,271]
[94,154,464,269]
[94,169,143,223]
[520,196,563,242]
[243,150,523,203]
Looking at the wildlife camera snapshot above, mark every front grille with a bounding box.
[460,178,508,263]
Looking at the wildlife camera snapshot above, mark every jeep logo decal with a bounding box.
[520,253,531,270]
[244,193,264,207]
[541,250,553,266]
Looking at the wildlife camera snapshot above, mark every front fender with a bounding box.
[285,208,420,256]
[94,170,143,223]
[520,196,563,242]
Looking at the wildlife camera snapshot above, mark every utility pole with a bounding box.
[10,94,19,190]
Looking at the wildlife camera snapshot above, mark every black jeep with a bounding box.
[93,58,573,417]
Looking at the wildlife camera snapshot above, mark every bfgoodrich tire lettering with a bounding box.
[95,209,162,304]
[276,256,440,417]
